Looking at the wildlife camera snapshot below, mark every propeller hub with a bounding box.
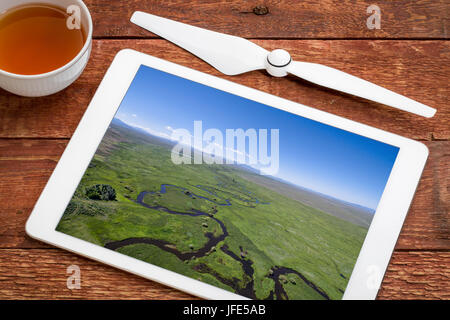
[266,49,291,77]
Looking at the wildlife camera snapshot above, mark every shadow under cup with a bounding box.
[0,0,93,97]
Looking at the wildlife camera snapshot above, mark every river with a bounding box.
[105,183,330,300]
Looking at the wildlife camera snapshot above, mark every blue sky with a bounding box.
[114,65,399,210]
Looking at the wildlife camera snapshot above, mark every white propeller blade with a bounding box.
[131,11,268,75]
[131,11,436,118]
[287,61,436,118]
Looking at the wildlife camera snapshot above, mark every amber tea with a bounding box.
[0,4,86,75]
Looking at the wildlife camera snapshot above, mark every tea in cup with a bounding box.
[0,0,93,97]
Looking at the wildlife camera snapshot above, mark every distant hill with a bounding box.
[111,117,133,130]
[110,118,175,146]
[239,171,374,228]
[271,174,374,213]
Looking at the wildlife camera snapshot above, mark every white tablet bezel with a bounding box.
[26,49,428,300]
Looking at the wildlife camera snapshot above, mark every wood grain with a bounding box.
[84,0,450,39]
[377,251,450,300]
[0,40,448,139]
[0,139,448,250]
[0,249,194,300]
[0,249,447,299]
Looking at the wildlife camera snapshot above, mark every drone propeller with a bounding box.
[131,11,436,118]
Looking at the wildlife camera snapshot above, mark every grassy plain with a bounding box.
[56,120,368,299]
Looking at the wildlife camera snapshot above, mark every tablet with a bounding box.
[26,49,428,300]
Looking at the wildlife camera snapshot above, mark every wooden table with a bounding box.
[0,1,448,300]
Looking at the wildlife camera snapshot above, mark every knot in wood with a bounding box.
[253,5,269,15]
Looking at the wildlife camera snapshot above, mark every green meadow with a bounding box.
[56,121,369,299]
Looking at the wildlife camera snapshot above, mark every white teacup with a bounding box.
[0,0,93,97]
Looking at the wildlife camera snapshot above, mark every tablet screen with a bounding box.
[56,65,399,300]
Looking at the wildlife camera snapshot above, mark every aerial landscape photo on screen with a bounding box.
[56,65,399,299]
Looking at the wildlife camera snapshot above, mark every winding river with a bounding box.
[104,183,330,300]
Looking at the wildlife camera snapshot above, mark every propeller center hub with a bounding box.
[266,49,291,77]
[267,49,291,67]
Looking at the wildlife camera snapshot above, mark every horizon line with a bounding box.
[113,116,377,212]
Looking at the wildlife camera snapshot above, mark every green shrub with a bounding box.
[85,184,116,201]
